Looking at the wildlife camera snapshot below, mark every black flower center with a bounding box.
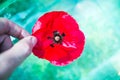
[48,31,65,47]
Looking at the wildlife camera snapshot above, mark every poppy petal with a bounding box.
[32,11,85,66]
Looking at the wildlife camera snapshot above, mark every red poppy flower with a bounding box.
[32,11,85,66]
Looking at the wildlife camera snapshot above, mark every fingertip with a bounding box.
[17,36,37,54]
[10,36,37,56]
[21,30,30,38]
[25,36,37,48]
[31,36,37,47]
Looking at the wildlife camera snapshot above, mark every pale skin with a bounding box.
[0,18,37,80]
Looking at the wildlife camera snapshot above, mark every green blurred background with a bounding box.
[0,0,120,80]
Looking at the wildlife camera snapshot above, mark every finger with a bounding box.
[0,36,37,79]
[0,35,13,53]
[0,18,30,39]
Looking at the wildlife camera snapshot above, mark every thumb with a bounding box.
[0,36,37,79]
[10,36,37,61]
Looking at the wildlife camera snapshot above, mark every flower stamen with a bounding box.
[54,35,61,42]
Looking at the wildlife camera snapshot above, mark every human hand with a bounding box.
[0,18,37,80]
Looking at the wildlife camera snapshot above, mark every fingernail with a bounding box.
[22,30,30,37]
[31,36,37,47]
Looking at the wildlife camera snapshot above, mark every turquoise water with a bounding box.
[0,0,120,80]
